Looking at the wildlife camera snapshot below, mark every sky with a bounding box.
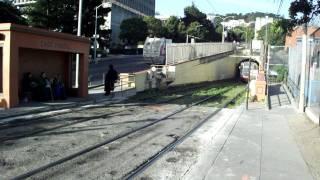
[156,0,291,18]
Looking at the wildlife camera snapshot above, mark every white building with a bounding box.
[13,0,36,7]
[254,17,274,39]
[221,19,250,29]
[103,0,155,46]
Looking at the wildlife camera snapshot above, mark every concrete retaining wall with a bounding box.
[172,56,238,85]
[134,56,240,92]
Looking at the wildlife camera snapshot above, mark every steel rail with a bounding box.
[1,80,223,129]
[123,89,246,179]
[10,88,236,180]
[0,90,198,142]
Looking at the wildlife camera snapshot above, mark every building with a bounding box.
[254,17,274,39]
[103,0,155,47]
[13,0,36,8]
[0,23,90,108]
[155,15,171,22]
[285,26,320,48]
[221,19,252,29]
[286,26,320,125]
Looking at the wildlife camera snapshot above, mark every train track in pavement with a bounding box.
[9,86,246,180]
[0,81,231,142]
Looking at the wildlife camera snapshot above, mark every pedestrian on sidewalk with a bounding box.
[104,64,119,96]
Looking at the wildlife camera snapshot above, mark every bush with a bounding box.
[275,66,288,82]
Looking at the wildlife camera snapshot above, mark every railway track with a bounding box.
[0,80,218,126]
[0,81,235,142]
[8,86,245,180]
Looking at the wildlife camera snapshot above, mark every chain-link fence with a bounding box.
[267,46,289,84]
[306,43,320,111]
[166,43,235,65]
[287,45,302,102]
[286,40,320,110]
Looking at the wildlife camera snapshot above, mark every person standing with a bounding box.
[21,72,37,102]
[38,72,53,101]
[104,64,119,96]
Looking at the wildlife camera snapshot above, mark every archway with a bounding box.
[236,58,260,82]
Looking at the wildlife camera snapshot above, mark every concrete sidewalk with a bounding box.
[140,93,315,179]
[0,87,136,119]
[202,103,313,180]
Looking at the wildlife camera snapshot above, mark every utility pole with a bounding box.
[75,0,83,88]
[246,58,252,110]
[222,22,225,43]
[299,23,308,113]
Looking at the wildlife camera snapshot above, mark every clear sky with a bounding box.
[156,0,291,18]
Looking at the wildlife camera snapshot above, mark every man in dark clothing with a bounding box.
[104,64,119,96]
[21,72,37,102]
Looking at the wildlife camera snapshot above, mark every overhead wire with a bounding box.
[276,0,284,15]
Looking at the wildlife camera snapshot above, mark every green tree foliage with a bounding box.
[0,0,27,25]
[143,16,166,37]
[182,4,220,42]
[27,0,109,37]
[119,17,148,45]
[227,26,255,42]
[182,3,207,26]
[225,12,280,22]
[27,0,111,50]
[289,0,317,27]
[257,19,289,45]
[163,16,180,41]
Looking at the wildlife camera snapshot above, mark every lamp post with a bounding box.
[186,25,203,43]
[94,2,110,63]
[75,0,83,88]
[214,16,234,43]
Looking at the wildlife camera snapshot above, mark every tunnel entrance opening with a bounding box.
[237,59,260,82]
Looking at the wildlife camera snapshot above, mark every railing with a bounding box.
[88,73,136,96]
[166,43,235,65]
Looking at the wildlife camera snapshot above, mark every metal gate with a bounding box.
[266,45,290,108]
[267,46,289,84]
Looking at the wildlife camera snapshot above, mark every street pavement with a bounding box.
[139,87,314,180]
[89,55,150,86]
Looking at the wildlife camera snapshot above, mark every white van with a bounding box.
[143,37,172,65]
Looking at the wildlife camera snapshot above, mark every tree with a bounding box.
[228,26,254,43]
[27,0,111,50]
[177,21,187,42]
[257,19,289,45]
[0,0,27,25]
[182,3,207,26]
[143,16,166,37]
[163,16,180,41]
[119,17,148,45]
[182,4,220,42]
[163,16,188,42]
[27,0,109,37]
[289,0,317,27]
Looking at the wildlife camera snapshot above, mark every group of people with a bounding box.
[21,64,118,103]
[21,72,66,102]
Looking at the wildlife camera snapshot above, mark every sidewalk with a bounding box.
[0,86,136,119]
[202,103,313,180]
[141,86,316,179]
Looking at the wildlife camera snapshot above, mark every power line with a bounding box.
[205,0,217,13]
[277,0,283,15]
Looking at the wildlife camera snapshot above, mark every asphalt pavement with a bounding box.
[89,55,150,86]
